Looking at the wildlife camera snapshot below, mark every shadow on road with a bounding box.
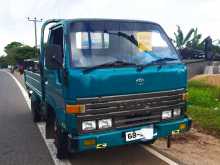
[69,144,167,165]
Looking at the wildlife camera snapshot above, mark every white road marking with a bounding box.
[3,71,71,165]
[2,70,179,165]
[141,145,179,165]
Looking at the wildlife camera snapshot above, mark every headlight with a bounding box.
[98,119,112,129]
[173,108,181,117]
[162,110,172,120]
[82,121,96,131]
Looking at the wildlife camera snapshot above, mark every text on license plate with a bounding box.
[125,125,154,142]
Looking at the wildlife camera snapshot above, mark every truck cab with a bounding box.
[25,19,191,159]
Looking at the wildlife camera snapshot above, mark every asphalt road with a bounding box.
[0,70,168,165]
[0,70,54,165]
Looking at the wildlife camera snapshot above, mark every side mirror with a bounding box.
[45,44,63,69]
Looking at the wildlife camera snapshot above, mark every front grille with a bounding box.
[76,89,186,133]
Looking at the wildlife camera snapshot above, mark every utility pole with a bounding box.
[27,17,43,57]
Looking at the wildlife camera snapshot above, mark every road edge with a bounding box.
[140,145,179,165]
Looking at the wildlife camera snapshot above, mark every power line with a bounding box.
[27,17,43,57]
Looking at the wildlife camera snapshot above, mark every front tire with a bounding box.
[45,105,55,139]
[30,95,41,123]
[55,121,69,159]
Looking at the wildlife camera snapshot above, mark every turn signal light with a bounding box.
[182,93,188,101]
[66,104,85,114]
[84,139,96,146]
[179,123,186,130]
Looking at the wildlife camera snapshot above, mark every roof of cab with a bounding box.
[50,18,161,29]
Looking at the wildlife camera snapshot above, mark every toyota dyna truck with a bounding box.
[24,19,191,159]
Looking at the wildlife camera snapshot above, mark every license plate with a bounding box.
[125,125,154,142]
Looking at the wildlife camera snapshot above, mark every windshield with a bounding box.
[69,21,180,68]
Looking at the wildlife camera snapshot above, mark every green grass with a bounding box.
[187,80,220,135]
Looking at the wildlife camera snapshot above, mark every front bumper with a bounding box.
[69,117,192,152]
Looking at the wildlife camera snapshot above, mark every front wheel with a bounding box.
[30,95,41,123]
[45,106,55,139]
[55,121,69,159]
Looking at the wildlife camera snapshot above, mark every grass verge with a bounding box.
[188,78,220,136]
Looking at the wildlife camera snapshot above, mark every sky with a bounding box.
[0,0,220,56]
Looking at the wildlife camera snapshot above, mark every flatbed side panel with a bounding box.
[24,70,42,100]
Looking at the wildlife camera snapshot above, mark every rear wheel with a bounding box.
[54,121,69,159]
[30,95,41,123]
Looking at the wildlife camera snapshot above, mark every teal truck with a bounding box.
[24,19,191,159]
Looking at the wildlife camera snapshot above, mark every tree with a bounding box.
[2,41,38,65]
[173,26,205,50]
[0,56,8,68]
[4,42,23,54]
[187,28,202,49]
[173,26,194,49]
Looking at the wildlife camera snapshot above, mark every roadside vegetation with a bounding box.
[173,26,203,50]
[0,42,38,68]
[173,26,220,60]
[188,75,220,136]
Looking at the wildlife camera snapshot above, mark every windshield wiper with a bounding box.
[137,57,178,71]
[104,30,161,59]
[83,60,137,73]
[104,30,138,47]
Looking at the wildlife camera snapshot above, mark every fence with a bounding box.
[183,59,209,79]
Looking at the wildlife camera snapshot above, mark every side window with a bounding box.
[48,27,64,60]
[47,27,64,82]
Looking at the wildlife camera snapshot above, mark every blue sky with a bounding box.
[0,0,219,55]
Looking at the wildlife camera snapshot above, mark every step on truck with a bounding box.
[24,19,192,159]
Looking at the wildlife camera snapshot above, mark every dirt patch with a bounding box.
[190,74,220,87]
[153,128,220,165]
[192,122,220,139]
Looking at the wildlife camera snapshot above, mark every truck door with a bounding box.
[44,26,65,110]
